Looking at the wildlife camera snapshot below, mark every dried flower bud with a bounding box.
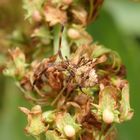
[19,106,46,136]
[71,6,87,25]
[23,0,45,20]
[32,10,42,22]
[74,94,88,105]
[44,5,67,26]
[64,125,75,138]
[10,48,25,62]
[103,109,114,124]
[67,28,80,39]
[3,48,26,79]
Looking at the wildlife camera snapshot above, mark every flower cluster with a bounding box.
[3,0,133,140]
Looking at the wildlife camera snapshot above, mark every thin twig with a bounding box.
[51,86,66,106]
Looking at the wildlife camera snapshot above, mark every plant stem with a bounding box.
[51,86,66,106]
[99,123,106,140]
[53,24,70,59]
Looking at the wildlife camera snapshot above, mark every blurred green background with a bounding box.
[0,0,140,140]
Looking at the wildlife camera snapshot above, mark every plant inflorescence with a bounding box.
[3,0,133,140]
